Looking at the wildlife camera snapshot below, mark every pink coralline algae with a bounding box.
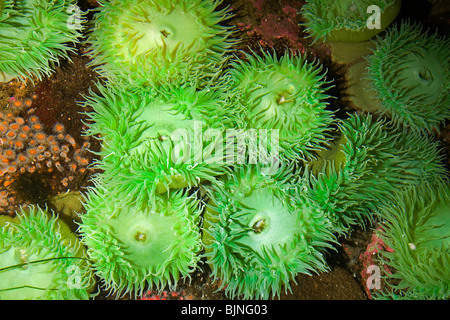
[359,226,394,299]
[140,289,193,300]
[237,2,306,53]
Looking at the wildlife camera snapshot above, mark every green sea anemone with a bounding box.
[0,0,84,82]
[79,181,203,297]
[0,206,95,300]
[203,164,339,299]
[374,182,450,300]
[83,83,231,203]
[225,50,334,162]
[301,0,402,42]
[85,0,234,87]
[366,21,450,134]
[308,113,447,233]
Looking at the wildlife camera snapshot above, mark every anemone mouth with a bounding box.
[203,165,337,299]
[367,21,450,133]
[375,183,450,299]
[80,182,202,295]
[0,0,83,81]
[301,0,401,42]
[86,0,234,86]
[236,189,300,250]
[114,5,204,62]
[227,51,334,161]
[0,206,95,300]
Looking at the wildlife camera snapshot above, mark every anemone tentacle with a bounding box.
[0,0,84,82]
[82,82,232,202]
[307,113,447,233]
[301,0,401,42]
[0,206,96,300]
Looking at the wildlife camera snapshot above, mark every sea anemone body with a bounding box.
[84,83,231,203]
[225,51,334,162]
[375,182,450,299]
[367,22,450,134]
[203,164,338,299]
[308,113,447,233]
[85,0,234,87]
[0,206,95,300]
[301,0,401,42]
[79,182,203,297]
[0,0,83,82]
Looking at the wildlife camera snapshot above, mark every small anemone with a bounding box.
[374,182,450,300]
[83,82,231,203]
[301,0,401,42]
[79,181,203,297]
[203,164,339,299]
[367,21,450,134]
[308,113,447,233]
[225,50,334,162]
[0,206,96,300]
[0,0,84,82]
[85,0,235,87]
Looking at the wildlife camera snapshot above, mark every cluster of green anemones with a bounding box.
[76,0,449,300]
[78,0,236,298]
[79,182,202,297]
[224,51,335,162]
[308,113,447,234]
[85,0,234,87]
[301,0,402,42]
[0,0,83,82]
[203,164,340,299]
[366,21,450,134]
[0,206,95,300]
[374,182,450,300]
